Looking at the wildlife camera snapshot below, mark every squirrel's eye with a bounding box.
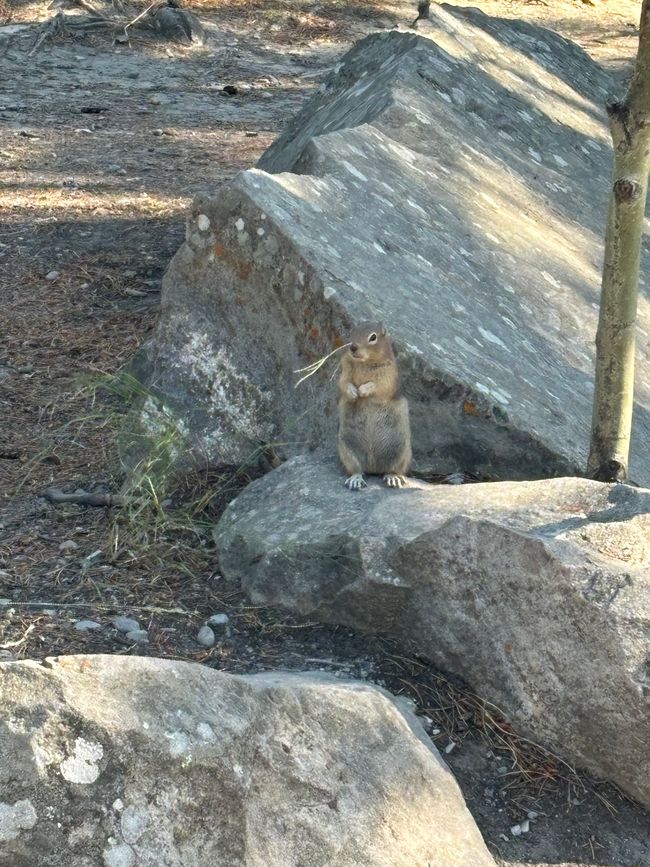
[368,333,377,343]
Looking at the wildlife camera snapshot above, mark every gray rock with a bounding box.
[129,5,650,484]
[0,655,496,866]
[74,620,102,632]
[59,539,79,553]
[207,613,229,627]
[112,616,140,634]
[44,270,60,281]
[214,455,650,809]
[196,625,215,647]
[125,630,149,645]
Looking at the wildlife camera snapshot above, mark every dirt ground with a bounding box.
[1,1,649,865]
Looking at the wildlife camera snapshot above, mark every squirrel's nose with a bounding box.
[350,343,358,353]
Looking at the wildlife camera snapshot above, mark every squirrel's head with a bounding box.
[348,322,392,362]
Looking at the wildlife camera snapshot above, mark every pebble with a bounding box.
[125,629,149,645]
[112,616,140,633]
[74,619,101,631]
[45,270,60,281]
[444,741,456,754]
[197,625,215,647]
[59,539,79,553]
[207,613,229,626]
[510,819,530,836]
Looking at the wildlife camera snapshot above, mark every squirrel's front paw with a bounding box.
[357,381,376,397]
[345,473,367,491]
[346,383,359,400]
[383,474,406,488]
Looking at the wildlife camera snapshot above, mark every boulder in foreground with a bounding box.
[215,457,650,808]
[0,655,496,867]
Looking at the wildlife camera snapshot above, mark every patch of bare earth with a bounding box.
[1,1,649,865]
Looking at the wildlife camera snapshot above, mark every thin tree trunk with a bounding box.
[588,1,650,482]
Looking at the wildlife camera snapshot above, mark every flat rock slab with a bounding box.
[134,4,650,483]
[0,655,496,867]
[215,456,650,808]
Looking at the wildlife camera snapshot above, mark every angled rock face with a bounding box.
[133,4,650,483]
[214,456,650,808]
[0,655,496,867]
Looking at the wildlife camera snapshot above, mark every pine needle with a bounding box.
[294,343,350,388]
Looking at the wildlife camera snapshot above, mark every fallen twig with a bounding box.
[43,487,126,507]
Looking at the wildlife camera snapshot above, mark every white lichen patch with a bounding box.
[121,804,150,845]
[196,722,216,741]
[60,737,104,784]
[165,730,190,757]
[0,799,37,842]
[103,842,136,867]
[181,333,273,442]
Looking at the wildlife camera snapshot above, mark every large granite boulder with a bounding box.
[214,456,650,809]
[132,4,650,483]
[0,655,496,867]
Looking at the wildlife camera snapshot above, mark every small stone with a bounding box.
[197,625,215,647]
[112,616,140,633]
[444,741,456,754]
[74,620,101,631]
[45,270,60,281]
[125,630,149,645]
[152,128,164,136]
[196,214,210,232]
[59,539,79,553]
[527,810,538,820]
[207,613,229,626]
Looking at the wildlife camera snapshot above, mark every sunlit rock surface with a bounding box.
[134,4,650,482]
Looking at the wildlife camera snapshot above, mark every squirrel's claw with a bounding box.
[383,474,406,488]
[345,473,367,491]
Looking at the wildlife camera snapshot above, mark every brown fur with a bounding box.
[337,322,412,487]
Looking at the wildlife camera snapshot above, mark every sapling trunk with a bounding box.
[588,1,650,482]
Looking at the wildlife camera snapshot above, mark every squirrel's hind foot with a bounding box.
[383,474,406,488]
[345,473,367,491]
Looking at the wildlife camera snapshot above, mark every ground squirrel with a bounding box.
[338,322,412,490]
